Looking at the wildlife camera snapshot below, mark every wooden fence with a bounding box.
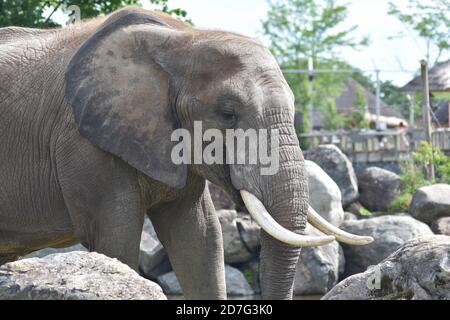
[299,128,450,163]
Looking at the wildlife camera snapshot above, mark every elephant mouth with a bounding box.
[220,184,373,247]
[211,164,373,248]
[240,190,374,247]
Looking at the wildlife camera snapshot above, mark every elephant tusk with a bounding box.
[240,190,335,247]
[307,205,374,245]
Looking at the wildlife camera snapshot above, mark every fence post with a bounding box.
[420,60,435,180]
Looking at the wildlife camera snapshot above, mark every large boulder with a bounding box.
[304,145,359,206]
[431,217,450,236]
[22,244,87,259]
[322,236,450,300]
[344,212,358,221]
[217,210,260,264]
[0,251,166,300]
[157,265,254,297]
[207,181,236,210]
[340,215,433,276]
[305,160,345,227]
[21,218,171,281]
[358,167,401,212]
[294,226,345,295]
[409,184,450,224]
[139,217,171,279]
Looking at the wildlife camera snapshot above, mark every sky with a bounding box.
[147,0,449,86]
[51,0,450,86]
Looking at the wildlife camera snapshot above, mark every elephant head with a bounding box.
[66,8,372,299]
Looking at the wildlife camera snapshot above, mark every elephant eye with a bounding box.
[221,108,236,123]
[216,96,239,125]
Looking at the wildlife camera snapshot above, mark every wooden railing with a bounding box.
[300,128,450,163]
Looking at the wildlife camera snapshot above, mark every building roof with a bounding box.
[401,60,450,93]
[336,80,403,118]
[312,79,404,129]
[434,100,450,126]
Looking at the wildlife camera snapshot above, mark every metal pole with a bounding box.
[375,69,381,130]
[420,60,435,180]
[407,94,414,128]
[307,57,314,132]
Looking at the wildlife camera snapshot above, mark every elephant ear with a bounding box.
[65,12,187,189]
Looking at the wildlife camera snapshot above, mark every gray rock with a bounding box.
[218,210,260,264]
[341,215,433,276]
[431,217,450,236]
[344,212,358,221]
[22,244,87,259]
[359,212,409,219]
[306,160,345,227]
[294,226,345,295]
[238,260,261,294]
[157,271,183,296]
[338,245,345,276]
[0,251,166,300]
[207,181,236,210]
[322,235,450,300]
[157,265,254,296]
[21,218,172,281]
[409,184,450,224]
[345,201,365,216]
[304,144,359,206]
[225,265,255,296]
[139,217,171,279]
[358,167,401,212]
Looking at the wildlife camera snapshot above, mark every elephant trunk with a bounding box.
[231,119,309,299]
[257,142,308,299]
[235,119,373,299]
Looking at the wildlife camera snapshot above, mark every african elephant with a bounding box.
[0,7,372,299]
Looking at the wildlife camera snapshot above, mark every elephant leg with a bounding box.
[56,139,145,270]
[62,182,144,270]
[148,180,226,300]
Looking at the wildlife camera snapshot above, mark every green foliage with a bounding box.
[351,68,376,93]
[388,0,450,64]
[243,269,254,285]
[323,99,345,130]
[55,0,141,20]
[389,141,450,212]
[262,0,369,134]
[354,85,367,110]
[263,0,369,62]
[0,0,59,27]
[0,0,191,28]
[358,207,373,217]
[398,160,429,195]
[343,85,370,129]
[388,193,413,213]
[410,141,450,184]
[148,0,192,24]
[380,81,422,123]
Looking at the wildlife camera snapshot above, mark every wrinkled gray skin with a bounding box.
[0,7,307,300]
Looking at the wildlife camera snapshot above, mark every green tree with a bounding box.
[323,99,345,130]
[344,85,370,129]
[262,0,369,135]
[0,0,190,28]
[0,0,57,27]
[388,0,450,65]
[389,141,450,212]
[380,80,423,125]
